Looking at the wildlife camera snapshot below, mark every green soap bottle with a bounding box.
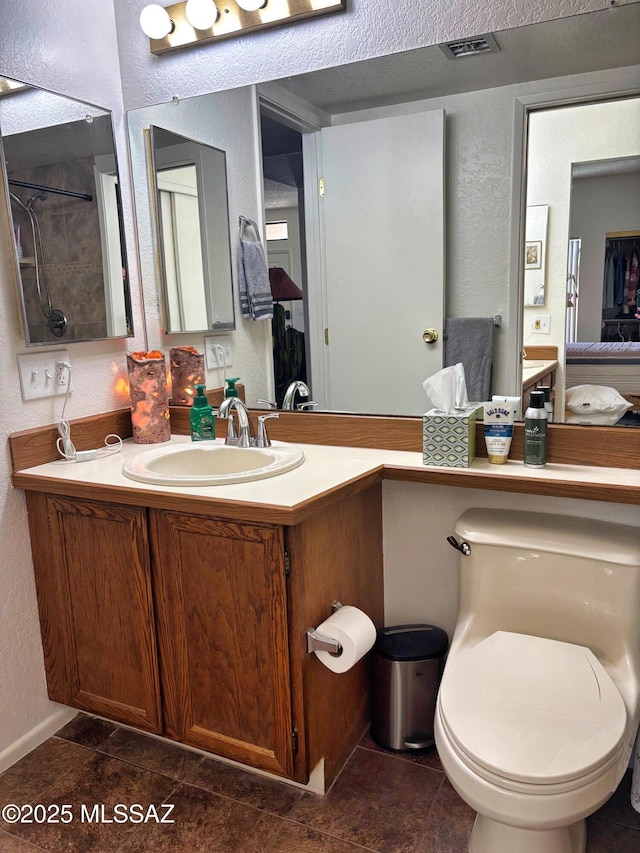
[190,384,215,441]
[224,377,240,398]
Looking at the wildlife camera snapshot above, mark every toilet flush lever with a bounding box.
[447,536,471,556]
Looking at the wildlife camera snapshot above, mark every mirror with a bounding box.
[129,3,639,426]
[0,78,132,346]
[522,95,640,424]
[149,126,234,333]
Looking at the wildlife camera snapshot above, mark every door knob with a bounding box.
[423,328,439,344]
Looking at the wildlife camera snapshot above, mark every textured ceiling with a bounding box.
[274,5,640,114]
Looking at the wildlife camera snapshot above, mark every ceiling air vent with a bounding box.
[439,33,500,59]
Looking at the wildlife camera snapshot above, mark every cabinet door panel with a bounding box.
[150,512,294,778]
[27,493,162,732]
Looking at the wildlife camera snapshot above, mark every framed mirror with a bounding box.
[148,126,234,334]
[0,77,132,346]
[129,3,639,427]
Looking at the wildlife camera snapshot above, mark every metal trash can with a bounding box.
[370,624,448,752]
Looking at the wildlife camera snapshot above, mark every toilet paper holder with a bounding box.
[306,601,344,656]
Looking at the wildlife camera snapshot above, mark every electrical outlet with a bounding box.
[532,315,551,334]
[204,335,233,370]
[17,350,72,401]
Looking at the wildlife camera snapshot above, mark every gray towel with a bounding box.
[444,317,494,402]
[238,216,273,321]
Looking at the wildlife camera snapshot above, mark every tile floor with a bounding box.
[0,715,638,852]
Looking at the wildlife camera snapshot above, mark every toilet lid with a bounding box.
[439,631,627,785]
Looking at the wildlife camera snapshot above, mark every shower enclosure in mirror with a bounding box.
[0,78,132,346]
[148,126,234,334]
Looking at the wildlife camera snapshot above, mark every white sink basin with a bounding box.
[122,442,305,487]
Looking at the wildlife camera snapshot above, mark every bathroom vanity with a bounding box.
[9,409,639,789]
[19,456,383,788]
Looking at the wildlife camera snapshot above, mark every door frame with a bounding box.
[258,84,332,407]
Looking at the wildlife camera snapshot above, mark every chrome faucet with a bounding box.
[282,380,316,411]
[217,397,252,447]
[217,398,280,448]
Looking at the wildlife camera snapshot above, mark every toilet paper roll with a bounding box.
[313,605,377,673]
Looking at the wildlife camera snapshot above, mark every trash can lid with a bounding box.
[374,624,448,661]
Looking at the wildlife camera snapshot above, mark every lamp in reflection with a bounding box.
[169,346,205,406]
[269,267,304,301]
[140,1,346,55]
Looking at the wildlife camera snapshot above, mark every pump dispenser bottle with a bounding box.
[190,384,215,441]
[524,390,547,468]
[224,377,240,398]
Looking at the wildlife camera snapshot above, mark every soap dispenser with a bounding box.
[190,384,215,441]
[224,377,240,398]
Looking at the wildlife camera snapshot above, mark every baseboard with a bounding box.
[0,706,77,774]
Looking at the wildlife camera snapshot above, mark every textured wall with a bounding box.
[0,0,146,768]
[114,0,610,110]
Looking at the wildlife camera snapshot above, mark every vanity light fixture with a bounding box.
[139,4,175,39]
[185,0,219,30]
[141,0,346,55]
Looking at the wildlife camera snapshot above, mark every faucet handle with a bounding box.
[256,412,279,447]
[225,414,238,445]
[297,401,318,411]
[257,399,278,409]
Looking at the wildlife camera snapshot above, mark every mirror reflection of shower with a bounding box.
[9,189,68,338]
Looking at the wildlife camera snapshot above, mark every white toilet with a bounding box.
[434,508,640,853]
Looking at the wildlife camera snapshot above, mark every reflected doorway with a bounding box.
[259,112,310,408]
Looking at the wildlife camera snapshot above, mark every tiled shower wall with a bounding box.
[9,156,107,343]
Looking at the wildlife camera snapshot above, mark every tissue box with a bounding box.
[422,405,483,468]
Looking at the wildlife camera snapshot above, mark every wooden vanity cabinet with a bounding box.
[25,484,383,787]
[25,492,162,733]
[148,512,295,779]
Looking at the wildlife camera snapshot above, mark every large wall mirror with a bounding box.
[129,3,639,427]
[149,126,234,333]
[0,78,132,346]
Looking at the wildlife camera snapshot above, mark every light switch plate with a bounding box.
[17,350,72,401]
[532,315,551,334]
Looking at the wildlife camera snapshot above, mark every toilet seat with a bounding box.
[439,632,627,789]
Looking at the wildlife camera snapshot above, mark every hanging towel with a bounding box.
[238,216,273,321]
[444,317,494,402]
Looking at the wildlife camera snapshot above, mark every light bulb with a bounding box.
[185,0,219,30]
[139,4,173,39]
[236,0,268,11]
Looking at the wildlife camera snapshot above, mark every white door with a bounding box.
[318,109,445,414]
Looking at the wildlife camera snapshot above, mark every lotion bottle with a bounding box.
[190,384,215,441]
[537,385,554,423]
[524,390,547,468]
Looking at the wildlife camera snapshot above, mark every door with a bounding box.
[149,511,296,779]
[317,109,445,414]
[26,493,162,732]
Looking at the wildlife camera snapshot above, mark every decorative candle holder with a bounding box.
[169,346,205,406]
[127,351,171,444]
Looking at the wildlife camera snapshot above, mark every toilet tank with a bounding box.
[450,509,640,707]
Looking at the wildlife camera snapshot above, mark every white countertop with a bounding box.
[16,434,639,511]
[522,359,558,384]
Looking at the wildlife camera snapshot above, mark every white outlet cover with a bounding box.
[204,335,233,370]
[17,349,72,401]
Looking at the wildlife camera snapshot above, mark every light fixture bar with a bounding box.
[147,0,347,55]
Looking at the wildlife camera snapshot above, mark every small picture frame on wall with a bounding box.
[525,240,542,270]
